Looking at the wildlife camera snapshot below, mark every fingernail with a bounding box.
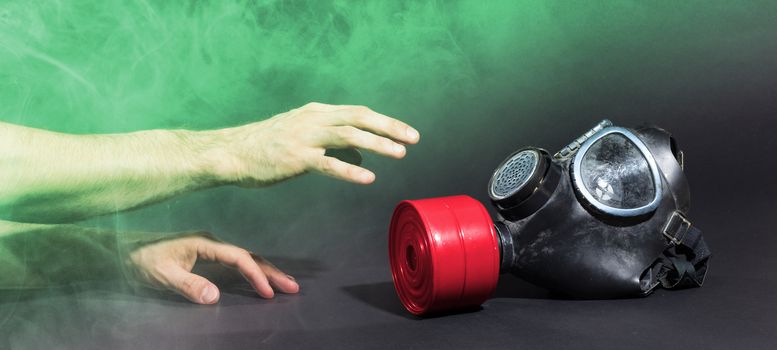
[406,128,420,142]
[286,274,296,281]
[201,285,219,304]
[393,144,406,155]
[360,171,375,183]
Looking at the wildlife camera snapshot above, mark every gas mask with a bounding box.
[388,120,711,316]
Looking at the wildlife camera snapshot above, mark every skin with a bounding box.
[0,102,420,304]
[128,235,301,304]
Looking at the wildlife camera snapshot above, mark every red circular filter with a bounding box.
[389,195,500,316]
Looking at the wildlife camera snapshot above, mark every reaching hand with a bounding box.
[208,102,420,186]
[128,234,299,304]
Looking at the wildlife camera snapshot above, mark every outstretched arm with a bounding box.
[0,122,220,223]
[0,103,419,223]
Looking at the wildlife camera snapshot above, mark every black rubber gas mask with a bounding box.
[388,120,711,316]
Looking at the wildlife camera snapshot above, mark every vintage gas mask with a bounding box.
[388,120,711,316]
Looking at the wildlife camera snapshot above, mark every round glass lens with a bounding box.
[579,133,656,209]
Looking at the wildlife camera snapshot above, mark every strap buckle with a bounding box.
[662,211,692,245]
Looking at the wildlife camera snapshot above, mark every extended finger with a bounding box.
[197,240,275,298]
[323,106,420,144]
[319,126,406,159]
[162,264,220,304]
[311,156,375,184]
[252,255,300,294]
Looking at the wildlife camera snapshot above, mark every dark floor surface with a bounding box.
[0,180,775,349]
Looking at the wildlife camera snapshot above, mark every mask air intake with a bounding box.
[488,148,560,221]
[489,150,539,200]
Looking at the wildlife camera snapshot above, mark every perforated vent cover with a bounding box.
[490,150,539,200]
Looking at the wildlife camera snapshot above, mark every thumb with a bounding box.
[163,265,220,304]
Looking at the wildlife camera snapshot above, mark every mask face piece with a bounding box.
[388,120,711,316]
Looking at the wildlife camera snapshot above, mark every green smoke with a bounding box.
[0,0,771,238]
[0,0,529,133]
[2,0,766,134]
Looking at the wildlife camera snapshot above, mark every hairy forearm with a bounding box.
[0,103,420,223]
[0,122,227,223]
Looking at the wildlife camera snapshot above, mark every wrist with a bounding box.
[164,128,235,188]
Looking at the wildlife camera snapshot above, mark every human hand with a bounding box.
[205,102,420,186]
[128,234,299,304]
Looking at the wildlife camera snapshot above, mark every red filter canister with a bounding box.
[389,195,500,316]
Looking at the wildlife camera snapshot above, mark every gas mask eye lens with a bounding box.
[580,133,655,209]
[572,127,663,218]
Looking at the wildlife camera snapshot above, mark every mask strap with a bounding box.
[658,226,711,289]
[644,211,711,293]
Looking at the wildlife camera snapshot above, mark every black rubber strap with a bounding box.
[641,223,711,295]
[657,226,711,290]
